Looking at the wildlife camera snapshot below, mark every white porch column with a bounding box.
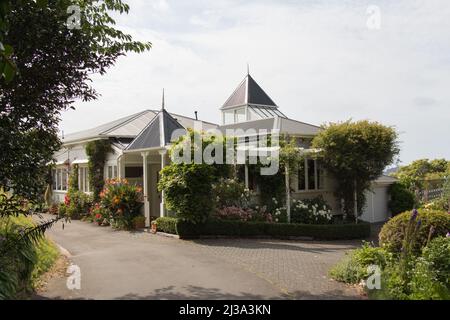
[117,155,125,179]
[141,152,150,227]
[244,164,249,189]
[159,149,167,217]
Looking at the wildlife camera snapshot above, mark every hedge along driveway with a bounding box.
[155,218,371,240]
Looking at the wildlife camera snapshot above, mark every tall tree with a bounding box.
[312,120,399,219]
[0,0,151,199]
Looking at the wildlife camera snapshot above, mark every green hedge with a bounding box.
[154,217,178,235]
[170,218,370,240]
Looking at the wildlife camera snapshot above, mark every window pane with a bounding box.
[56,169,61,190]
[307,159,315,190]
[113,166,118,178]
[62,169,68,191]
[79,168,84,192]
[235,108,246,123]
[298,159,306,190]
[317,161,324,189]
[85,168,90,192]
[108,166,112,179]
[249,109,262,120]
[223,110,234,124]
[52,170,57,190]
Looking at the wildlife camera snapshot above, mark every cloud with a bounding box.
[61,0,450,164]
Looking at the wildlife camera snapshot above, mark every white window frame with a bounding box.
[105,164,118,180]
[52,167,68,192]
[78,166,90,193]
[296,158,325,192]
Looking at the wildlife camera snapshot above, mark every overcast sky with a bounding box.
[61,0,450,165]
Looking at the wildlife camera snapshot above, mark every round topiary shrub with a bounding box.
[379,209,450,254]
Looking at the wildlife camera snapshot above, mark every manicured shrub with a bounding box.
[155,217,178,234]
[175,219,370,240]
[100,178,143,229]
[379,209,450,254]
[388,182,416,216]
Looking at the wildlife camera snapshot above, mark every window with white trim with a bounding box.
[297,159,325,191]
[52,168,68,191]
[105,165,118,180]
[78,167,90,193]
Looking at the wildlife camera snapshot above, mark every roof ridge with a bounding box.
[125,110,162,150]
[281,117,322,129]
[100,110,155,135]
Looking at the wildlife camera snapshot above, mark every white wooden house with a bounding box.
[52,73,396,225]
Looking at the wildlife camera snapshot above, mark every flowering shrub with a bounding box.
[63,191,92,219]
[100,178,143,229]
[90,203,110,226]
[212,178,251,209]
[214,206,254,221]
[273,197,333,224]
[292,198,333,224]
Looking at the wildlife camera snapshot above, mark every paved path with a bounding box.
[36,215,363,300]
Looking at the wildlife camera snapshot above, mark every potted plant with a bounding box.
[133,215,146,229]
[151,220,157,234]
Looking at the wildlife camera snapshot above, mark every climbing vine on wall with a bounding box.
[68,164,79,193]
[85,140,112,201]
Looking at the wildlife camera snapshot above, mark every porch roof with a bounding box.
[125,109,186,151]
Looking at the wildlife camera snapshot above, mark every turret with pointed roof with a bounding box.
[221,74,278,109]
[221,73,286,124]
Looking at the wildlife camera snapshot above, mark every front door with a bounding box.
[149,164,162,218]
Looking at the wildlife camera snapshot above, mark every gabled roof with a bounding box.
[221,74,277,109]
[62,109,217,144]
[126,109,186,151]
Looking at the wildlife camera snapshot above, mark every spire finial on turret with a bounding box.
[247,63,250,76]
[161,88,165,110]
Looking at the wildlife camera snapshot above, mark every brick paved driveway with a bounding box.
[193,239,363,299]
[37,216,364,299]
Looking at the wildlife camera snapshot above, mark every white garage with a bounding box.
[360,175,398,223]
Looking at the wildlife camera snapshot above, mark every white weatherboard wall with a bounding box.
[361,184,391,223]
